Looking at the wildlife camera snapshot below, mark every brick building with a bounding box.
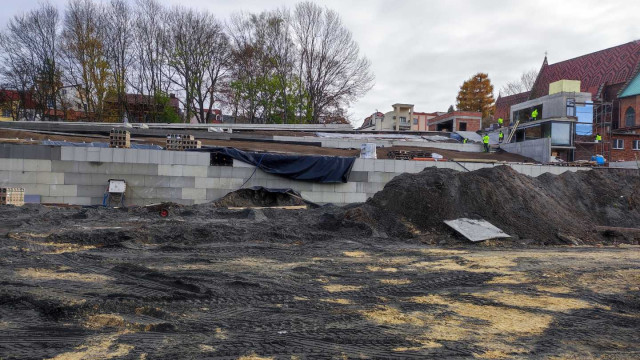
[496,40,640,162]
[426,111,482,132]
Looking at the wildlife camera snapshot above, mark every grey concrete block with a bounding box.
[169,176,195,188]
[182,188,206,200]
[8,144,24,159]
[159,151,174,165]
[122,175,145,187]
[183,165,207,178]
[0,144,10,158]
[231,167,254,179]
[90,173,113,186]
[233,159,254,168]
[64,172,92,185]
[208,166,223,177]
[136,149,151,164]
[156,187,182,199]
[322,192,345,204]
[374,160,385,172]
[129,186,156,199]
[23,159,51,172]
[124,149,137,163]
[22,183,50,196]
[78,162,109,174]
[51,160,79,173]
[158,165,183,177]
[352,159,364,171]
[41,196,65,204]
[0,158,24,171]
[60,147,74,161]
[348,171,368,182]
[77,185,106,197]
[107,163,133,175]
[112,148,126,163]
[300,191,323,204]
[195,177,219,189]
[206,188,230,200]
[63,196,93,206]
[149,149,161,164]
[172,151,187,165]
[129,163,158,176]
[144,176,171,188]
[220,167,234,178]
[312,183,335,192]
[335,182,357,193]
[49,146,61,161]
[86,148,100,162]
[49,184,77,197]
[37,172,64,185]
[343,192,367,203]
[99,148,113,163]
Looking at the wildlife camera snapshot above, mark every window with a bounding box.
[459,122,467,131]
[625,107,636,128]
[399,116,407,123]
[413,118,418,125]
[551,122,571,146]
[566,98,575,117]
[633,140,640,150]
[1,109,11,117]
[613,139,624,149]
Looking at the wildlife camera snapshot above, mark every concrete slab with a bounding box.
[444,218,511,242]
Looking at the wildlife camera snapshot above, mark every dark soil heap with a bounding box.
[211,186,308,208]
[366,166,640,244]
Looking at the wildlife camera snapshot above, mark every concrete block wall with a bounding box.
[0,143,591,207]
[501,138,551,164]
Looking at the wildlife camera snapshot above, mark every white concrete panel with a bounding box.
[49,184,77,197]
[195,177,220,189]
[99,148,113,163]
[158,165,184,177]
[23,159,52,172]
[335,182,357,193]
[37,172,64,185]
[182,188,206,200]
[86,148,100,162]
[182,165,208,178]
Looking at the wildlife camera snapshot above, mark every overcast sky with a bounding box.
[2,0,640,126]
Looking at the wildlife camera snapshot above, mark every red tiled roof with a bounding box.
[530,40,640,100]
[494,91,530,122]
[0,90,37,109]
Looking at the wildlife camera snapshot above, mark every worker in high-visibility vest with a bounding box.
[463,138,468,144]
[595,133,602,143]
[498,118,504,127]
[531,109,539,120]
[499,131,504,143]
[483,134,490,152]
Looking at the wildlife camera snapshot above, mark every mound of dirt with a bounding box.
[211,186,308,208]
[366,166,640,245]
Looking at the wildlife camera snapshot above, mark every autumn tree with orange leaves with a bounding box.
[456,73,495,128]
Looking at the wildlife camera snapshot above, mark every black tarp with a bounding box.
[193,147,355,183]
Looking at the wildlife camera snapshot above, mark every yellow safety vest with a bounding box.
[596,135,602,141]
[483,136,489,144]
[498,118,503,124]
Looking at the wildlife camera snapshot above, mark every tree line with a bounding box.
[0,0,374,124]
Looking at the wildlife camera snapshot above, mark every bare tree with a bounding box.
[131,0,170,122]
[500,69,538,96]
[292,2,374,123]
[164,7,229,123]
[1,3,61,120]
[104,0,134,121]
[61,0,112,120]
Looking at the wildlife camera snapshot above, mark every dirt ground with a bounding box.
[0,202,639,359]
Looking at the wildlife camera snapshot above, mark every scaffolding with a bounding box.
[573,100,613,162]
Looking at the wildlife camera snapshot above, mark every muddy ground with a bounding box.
[0,200,639,359]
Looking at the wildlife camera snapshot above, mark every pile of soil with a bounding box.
[211,186,308,208]
[366,166,640,245]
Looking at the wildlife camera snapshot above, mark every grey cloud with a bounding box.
[2,0,639,126]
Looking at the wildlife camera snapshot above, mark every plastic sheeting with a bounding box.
[195,147,355,183]
[41,140,162,150]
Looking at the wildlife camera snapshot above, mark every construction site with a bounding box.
[0,116,638,360]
